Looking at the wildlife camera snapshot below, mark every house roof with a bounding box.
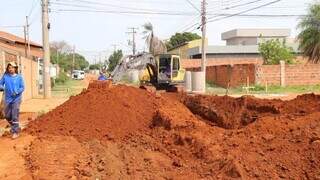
[0,41,43,58]
[0,31,42,48]
[188,44,300,56]
[221,29,291,40]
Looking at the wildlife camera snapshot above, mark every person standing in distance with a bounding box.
[0,62,25,139]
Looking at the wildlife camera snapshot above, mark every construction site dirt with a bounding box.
[11,81,320,179]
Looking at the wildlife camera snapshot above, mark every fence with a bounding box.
[184,60,320,88]
[256,62,320,86]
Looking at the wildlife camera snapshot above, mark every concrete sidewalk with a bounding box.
[20,97,68,113]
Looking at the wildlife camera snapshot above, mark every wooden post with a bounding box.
[246,76,250,94]
[226,82,230,95]
[280,60,285,87]
[265,81,268,94]
[1,51,5,73]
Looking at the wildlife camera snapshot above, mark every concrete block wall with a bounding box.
[256,63,320,86]
[186,64,256,88]
[255,65,281,85]
[183,57,320,88]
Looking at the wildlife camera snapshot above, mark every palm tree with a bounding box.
[298,4,320,63]
[143,22,167,55]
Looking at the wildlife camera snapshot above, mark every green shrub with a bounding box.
[55,72,69,84]
[252,85,265,91]
[51,77,55,88]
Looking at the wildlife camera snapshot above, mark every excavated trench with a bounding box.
[180,95,281,129]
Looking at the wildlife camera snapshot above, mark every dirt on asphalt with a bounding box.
[9,81,320,179]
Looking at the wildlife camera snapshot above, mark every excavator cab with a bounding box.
[156,54,185,86]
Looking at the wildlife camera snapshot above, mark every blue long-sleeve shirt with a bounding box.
[98,75,107,81]
[0,73,25,104]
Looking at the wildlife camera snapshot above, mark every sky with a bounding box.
[0,0,316,63]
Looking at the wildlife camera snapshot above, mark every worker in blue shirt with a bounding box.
[98,72,107,81]
[0,62,25,139]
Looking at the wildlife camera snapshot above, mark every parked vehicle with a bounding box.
[72,70,85,80]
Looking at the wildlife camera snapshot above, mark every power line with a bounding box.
[29,6,41,26]
[51,9,198,16]
[206,0,268,20]
[182,0,266,32]
[207,0,282,23]
[28,0,40,17]
[182,0,283,32]
[185,0,201,13]
[207,0,245,9]
[222,0,265,10]
[176,15,201,32]
[52,0,184,13]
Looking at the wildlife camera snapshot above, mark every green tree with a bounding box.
[50,41,89,72]
[107,50,123,72]
[258,39,294,65]
[166,32,201,50]
[89,64,101,70]
[298,4,320,63]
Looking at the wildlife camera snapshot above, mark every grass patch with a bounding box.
[206,83,320,95]
[258,84,320,94]
[52,79,86,98]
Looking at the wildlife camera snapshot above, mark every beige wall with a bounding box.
[20,56,39,100]
[226,37,258,45]
[168,39,207,59]
[0,51,39,102]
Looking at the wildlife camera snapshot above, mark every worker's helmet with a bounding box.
[8,61,18,67]
[6,61,19,73]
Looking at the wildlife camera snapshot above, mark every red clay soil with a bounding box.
[25,82,320,179]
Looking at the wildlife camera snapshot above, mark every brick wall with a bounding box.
[183,57,320,88]
[186,64,255,88]
[181,58,263,69]
[256,64,320,86]
[255,65,281,85]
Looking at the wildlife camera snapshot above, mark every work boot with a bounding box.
[12,133,20,139]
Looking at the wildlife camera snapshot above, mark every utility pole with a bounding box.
[42,0,51,98]
[126,27,137,55]
[26,16,34,97]
[201,0,207,73]
[72,45,75,72]
[26,16,31,57]
[23,26,28,57]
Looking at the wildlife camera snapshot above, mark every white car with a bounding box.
[72,70,85,80]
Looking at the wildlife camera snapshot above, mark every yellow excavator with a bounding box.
[112,53,185,91]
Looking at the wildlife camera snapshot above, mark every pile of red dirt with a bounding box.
[28,84,157,141]
[25,82,320,179]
